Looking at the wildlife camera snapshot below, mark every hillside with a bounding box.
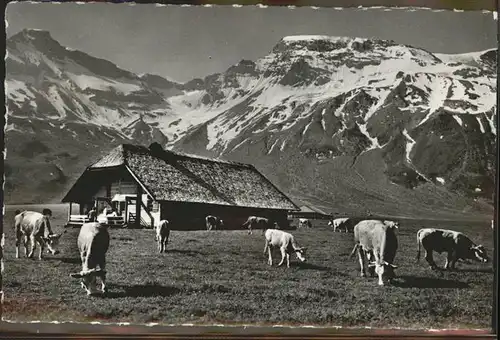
[4,30,496,219]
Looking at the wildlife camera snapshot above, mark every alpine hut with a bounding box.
[62,143,299,229]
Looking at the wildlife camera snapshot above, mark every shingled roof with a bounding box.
[62,143,299,211]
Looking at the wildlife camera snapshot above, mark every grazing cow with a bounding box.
[328,218,359,233]
[14,210,66,260]
[242,216,271,235]
[416,228,489,271]
[155,220,170,253]
[298,218,312,228]
[328,218,348,232]
[263,229,307,268]
[205,215,224,231]
[70,222,110,296]
[350,220,399,286]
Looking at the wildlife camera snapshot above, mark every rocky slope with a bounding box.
[4,30,496,219]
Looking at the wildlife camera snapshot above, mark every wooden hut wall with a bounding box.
[160,201,290,230]
[110,180,137,197]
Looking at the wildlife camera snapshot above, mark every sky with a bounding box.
[6,3,497,83]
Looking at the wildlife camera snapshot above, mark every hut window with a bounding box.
[152,202,160,213]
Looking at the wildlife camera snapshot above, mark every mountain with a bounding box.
[4,31,496,220]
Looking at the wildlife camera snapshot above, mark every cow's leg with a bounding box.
[357,248,366,277]
[15,230,22,259]
[449,252,458,270]
[164,231,170,252]
[38,239,45,260]
[277,247,287,267]
[99,259,107,294]
[23,236,29,257]
[286,252,291,268]
[27,235,37,258]
[158,236,164,253]
[267,244,273,266]
[163,237,168,253]
[424,248,438,270]
[444,252,454,270]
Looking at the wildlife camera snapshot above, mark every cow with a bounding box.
[242,216,272,235]
[328,217,361,233]
[155,220,170,253]
[328,218,349,232]
[70,222,110,296]
[298,218,312,228]
[416,228,489,271]
[205,215,224,231]
[263,229,307,268]
[350,220,399,286]
[14,209,66,260]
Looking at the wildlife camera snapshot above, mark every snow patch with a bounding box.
[436,177,445,184]
[402,129,416,163]
[476,116,485,133]
[69,74,141,94]
[357,123,381,150]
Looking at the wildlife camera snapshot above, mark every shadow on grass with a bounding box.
[45,257,81,264]
[393,275,470,289]
[103,283,182,298]
[295,262,330,271]
[449,267,494,274]
[165,249,204,256]
[111,236,134,242]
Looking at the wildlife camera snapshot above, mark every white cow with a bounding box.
[350,220,399,286]
[328,217,361,233]
[14,210,66,260]
[263,229,307,268]
[70,222,110,296]
[155,220,170,253]
[242,216,272,235]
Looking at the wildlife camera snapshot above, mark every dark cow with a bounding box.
[70,222,110,296]
[155,220,170,253]
[242,216,272,235]
[205,215,224,231]
[416,228,489,271]
[14,209,66,260]
[350,220,399,286]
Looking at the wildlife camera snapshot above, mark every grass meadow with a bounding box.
[1,204,495,329]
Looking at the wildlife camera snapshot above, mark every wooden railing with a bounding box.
[68,215,90,226]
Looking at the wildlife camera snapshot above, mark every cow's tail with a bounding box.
[416,229,422,263]
[241,220,249,228]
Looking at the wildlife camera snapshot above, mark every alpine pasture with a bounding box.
[2,204,494,329]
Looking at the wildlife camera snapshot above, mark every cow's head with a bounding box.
[369,260,397,285]
[44,230,67,255]
[383,220,399,229]
[273,222,280,230]
[295,247,307,262]
[470,245,489,263]
[70,268,105,295]
[42,208,53,218]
